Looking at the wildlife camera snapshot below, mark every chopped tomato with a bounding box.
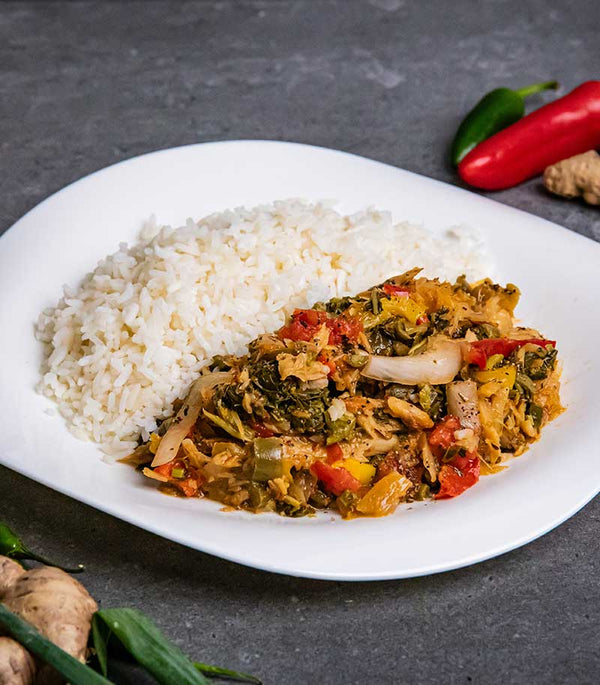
[311,460,361,496]
[428,416,461,458]
[153,461,199,498]
[327,317,362,345]
[382,283,410,297]
[178,477,200,498]
[464,338,555,370]
[154,460,181,478]
[416,314,429,325]
[278,309,328,343]
[428,417,480,498]
[317,352,336,377]
[249,421,275,438]
[278,309,362,345]
[326,443,344,464]
[435,452,480,499]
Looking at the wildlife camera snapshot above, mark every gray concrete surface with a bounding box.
[0,1,598,683]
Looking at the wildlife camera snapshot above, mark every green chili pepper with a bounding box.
[325,413,356,445]
[252,437,287,481]
[451,80,559,165]
[346,351,369,368]
[0,522,84,573]
[414,484,431,501]
[528,403,544,431]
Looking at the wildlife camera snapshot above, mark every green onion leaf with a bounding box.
[0,604,114,685]
[91,609,110,676]
[93,608,211,684]
[195,662,263,684]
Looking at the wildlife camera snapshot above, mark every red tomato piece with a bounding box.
[327,317,362,345]
[311,460,361,496]
[317,352,336,377]
[154,460,182,478]
[428,416,461,458]
[382,284,410,297]
[326,443,344,464]
[153,460,199,497]
[249,421,275,438]
[435,452,480,499]
[464,338,556,369]
[178,478,200,498]
[278,309,363,345]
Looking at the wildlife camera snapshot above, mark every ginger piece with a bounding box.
[0,557,25,600]
[0,637,36,685]
[1,566,97,685]
[543,150,600,205]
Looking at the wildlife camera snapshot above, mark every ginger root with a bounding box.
[0,559,24,601]
[0,558,97,685]
[543,150,600,205]
[0,637,36,685]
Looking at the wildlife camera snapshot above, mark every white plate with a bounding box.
[0,141,598,581]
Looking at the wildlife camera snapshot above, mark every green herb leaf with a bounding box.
[91,612,110,676]
[0,604,113,685]
[194,662,263,684]
[93,608,211,685]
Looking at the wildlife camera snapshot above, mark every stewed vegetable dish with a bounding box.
[125,269,562,518]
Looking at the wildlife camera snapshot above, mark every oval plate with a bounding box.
[0,140,598,580]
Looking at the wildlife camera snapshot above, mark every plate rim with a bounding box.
[1,138,598,581]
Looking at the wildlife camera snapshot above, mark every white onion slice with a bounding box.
[446,380,481,433]
[361,340,462,385]
[151,371,232,467]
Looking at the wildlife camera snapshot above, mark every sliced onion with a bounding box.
[151,371,232,467]
[363,436,399,457]
[418,433,438,482]
[446,380,481,433]
[361,340,462,385]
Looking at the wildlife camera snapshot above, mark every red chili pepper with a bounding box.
[311,461,362,496]
[325,443,344,464]
[382,283,410,297]
[464,338,555,369]
[435,452,480,499]
[458,81,600,190]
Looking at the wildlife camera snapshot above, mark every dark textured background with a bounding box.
[1,2,599,684]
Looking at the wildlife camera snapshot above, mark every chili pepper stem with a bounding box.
[19,550,85,574]
[515,80,558,99]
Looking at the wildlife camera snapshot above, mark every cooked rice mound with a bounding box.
[36,200,489,455]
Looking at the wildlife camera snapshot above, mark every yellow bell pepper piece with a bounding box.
[149,432,161,455]
[484,354,504,370]
[381,297,427,326]
[356,471,412,517]
[475,364,516,391]
[332,458,376,485]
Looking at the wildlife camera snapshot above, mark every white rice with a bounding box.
[36,199,491,456]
